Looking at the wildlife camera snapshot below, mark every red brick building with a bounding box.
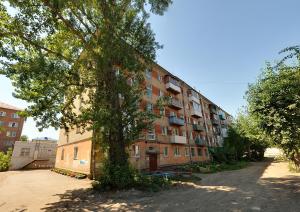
[55,63,232,175]
[0,102,25,152]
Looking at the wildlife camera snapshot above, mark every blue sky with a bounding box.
[1,0,299,139]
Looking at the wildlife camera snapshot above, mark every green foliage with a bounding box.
[20,135,28,141]
[247,49,300,167]
[0,0,172,187]
[93,161,171,192]
[220,111,270,162]
[179,161,249,174]
[0,148,12,172]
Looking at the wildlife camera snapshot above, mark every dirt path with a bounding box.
[0,160,299,211]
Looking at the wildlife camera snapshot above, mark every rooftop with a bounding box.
[0,101,23,111]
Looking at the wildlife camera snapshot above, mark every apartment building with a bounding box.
[55,63,232,175]
[0,102,25,152]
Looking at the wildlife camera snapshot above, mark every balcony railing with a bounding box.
[165,76,181,93]
[169,116,185,126]
[146,134,156,141]
[170,135,187,144]
[211,119,219,125]
[169,98,183,109]
[193,124,205,131]
[191,108,202,118]
[209,104,217,114]
[195,137,206,146]
[189,95,200,104]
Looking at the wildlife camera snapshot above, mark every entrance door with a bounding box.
[149,154,158,171]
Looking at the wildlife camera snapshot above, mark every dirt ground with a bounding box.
[1,159,300,211]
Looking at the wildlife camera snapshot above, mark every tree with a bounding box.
[0,0,172,188]
[247,53,300,167]
[20,135,28,142]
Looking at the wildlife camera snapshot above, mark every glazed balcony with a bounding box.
[165,76,181,94]
[170,135,187,144]
[169,116,185,126]
[219,114,226,120]
[211,119,219,125]
[193,124,205,131]
[191,108,202,118]
[195,137,206,146]
[169,98,183,110]
[209,104,217,114]
[188,90,200,104]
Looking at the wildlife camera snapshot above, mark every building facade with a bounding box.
[0,102,25,152]
[55,64,232,175]
[10,140,57,170]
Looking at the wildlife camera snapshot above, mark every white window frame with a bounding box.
[11,113,20,119]
[133,145,140,157]
[145,68,152,79]
[185,147,190,157]
[0,111,6,117]
[161,126,167,136]
[20,148,30,157]
[8,122,18,128]
[163,147,168,157]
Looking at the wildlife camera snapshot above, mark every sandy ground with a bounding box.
[0,157,299,211]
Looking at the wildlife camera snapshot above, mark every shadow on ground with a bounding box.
[42,159,300,212]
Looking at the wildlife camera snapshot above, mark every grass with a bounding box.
[180,161,249,174]
[51,168,87,179]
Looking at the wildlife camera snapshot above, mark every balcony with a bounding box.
[209,104,217,114]
[211,119,219,125]
[169,98,183,110]
[165,76,181,94]
[219,114,226,120]
[169,116,185,126]
[193,124,205,131]
[195,137,206,146]
[190,108,202,118]
[170,135,187,144]
[189,95,200,104]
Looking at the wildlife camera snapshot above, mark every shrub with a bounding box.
[0,149,12,172]
[51,168,87,179]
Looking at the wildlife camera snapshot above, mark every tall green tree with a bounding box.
[0,0,172,187]
[247,50,300,167]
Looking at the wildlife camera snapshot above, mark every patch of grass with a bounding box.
[179,161,249,174]
[51,168,87,179]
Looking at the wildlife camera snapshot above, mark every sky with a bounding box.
[1,0,300,139]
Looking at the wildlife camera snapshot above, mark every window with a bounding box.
[205,149,209,157]
[146,84,152,98]
[163,147,168,157]
[145,68,152,79]
[61,149,64,160]
[198,148,203,157]
[8,122,18,128]
[6,131,16,137]
[173,128,179,136]
[0,121,4,126]
[146,103,153,112]
[191,148,195,157]
[182,130,186,137]
[185,147,190,156]
[158,75,163,82]
[74,147,78,160]
[160,108,165,116]
[147,129,156,140]
[133,145,140,157]
[0,111,6,117]
[174,147,180,156]
[159,90,164,97]
[20,148,30,157]
[161,126,167,136]
[11,113,20,119]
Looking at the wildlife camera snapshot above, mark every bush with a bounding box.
[0,149,12,172]
[93,161,171,192]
